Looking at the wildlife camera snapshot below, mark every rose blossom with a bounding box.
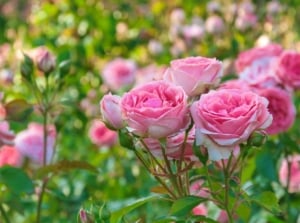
[205,15,225,34]
[100,94,124,129]
[181,24,205,42]
[192,204,208,216]
[235,43,283,73]
[0,121,15,147]
[88,120,117,147]
[121,81,189,138]
[163,57,223,96]
[0,145,23,167]
[274,51,300,90]
[101,58,136,91]
[279,155,300,193]
[255,87,295,135]
[190,89,272,160]
[14,123,56,165]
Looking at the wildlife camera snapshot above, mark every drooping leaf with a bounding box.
[34,160,98,178]
[5,99,33,122]
[110,195,161,223]
[0,166,34,194]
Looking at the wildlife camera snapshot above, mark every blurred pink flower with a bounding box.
[235,12,257,31]
[170,8,186,25]
[14,123,56,165]
[205,15,225,34]
[0,121,15,147]
[182,23,205,41]
[0,69,14,85]
[192,204,208,216]
[101,58,136,91]
[279,155,300,193]
[0,145,23,167]
[88,120,117,147]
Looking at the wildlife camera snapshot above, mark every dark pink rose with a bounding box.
[88,120,117,147]
[14,123,56,165]
[102,58,136,91]
[163,56,223,96]
[275,51,300,90]
[255,87,295,134]
[0,145,23,167]
[190,89,272,160]
[121,81,189,138]
[279,155,300,193]
[235,44,283,73]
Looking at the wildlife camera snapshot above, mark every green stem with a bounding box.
[222,156,234,223]
[0,203,10,223]
[284,148,291,222]
[36,178,49,223]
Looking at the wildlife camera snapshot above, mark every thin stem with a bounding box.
[36,178,49,223]
[0,203,10,223]
[284,148,291,223]
[222,156,234,223]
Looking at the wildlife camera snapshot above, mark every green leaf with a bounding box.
[190,215,219,223]
[34,160,98,178]
[0,166,34,194]
[256,150,277,181]
[236,203,251,222]
[170,195,205,217]
[5,99,33,122]
[110,195,161,223]
[192,141,208,165]
[251,191,282,214]
[118,129,134,150]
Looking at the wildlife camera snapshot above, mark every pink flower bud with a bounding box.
[35,47,56,74]
[100,94,124,130]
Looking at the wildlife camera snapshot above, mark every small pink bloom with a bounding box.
[279,155,300,193]
[163,57,223,96]
[148,40,163,55]
[88,120,117,147]
[101,58,136,91]
[14,123,56,165]
[192,204,208,216]
[0,69,14,85]
[235,12,257,31]
[235,43,283,73]
[267,1,282,14]
[121,81,189,138]
[100,94,124,129]
[207,1,220,13]
[190,89,272,160]
[255,87,295,135]
[0,121,15,146]
[170,8,185,25]
[205,15,225,34]
[0,145,23,167]
[182,24,205,41]
[33,46,56,74]
[274,51,300,90]
[135,65,166,87]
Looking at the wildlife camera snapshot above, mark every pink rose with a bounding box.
[100,94,124,129]
[235,44,283,73]
[235,12,257,31]
[205,15,225,34]
[101,58,136,91]
[219,79,252,91]
[163,57,223,96]
[279,155,300,193]
[121,81,189,138]
[192,204,208,216]
[190,89,272,160]
[142,128,196,160]
[0,121,15,147]
[30,46,56,74]
[182,24,205,42]
[0,145,23,167]
[88,120,117,147]
[274,51,300,90]
[255,87,295,135]
[14,123,56,165]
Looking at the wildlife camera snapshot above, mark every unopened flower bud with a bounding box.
[20,54,34,81]
[247,132,267,147]
[79,209,94,223]
[36,49,56,75]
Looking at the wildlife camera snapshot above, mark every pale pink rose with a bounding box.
[148,40,163,55]
[190,89,272,160]
[279,155,300,193]
[255,87,295,135]
[142,128,196,161]
[135,65,167,87]
[235,43,283,73]
[192,204,208,216]
[88,120,117,147]
[205,15,225,34]
[219,79,252,91]
[101,58,136,91]
[182,24,205,41]
[170,8,185,25]
[163,57,223,96]
[0,145,23,167]
[235,12,257,31]
[0,69,14,85]
[207,1,220,13]
[14,123,56,165]
[0,121,15,146]
[238,1,255,15]
[121,81,189,138]
[100,94,124,129]
[274,51,300,90]
[30,46,56,74]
